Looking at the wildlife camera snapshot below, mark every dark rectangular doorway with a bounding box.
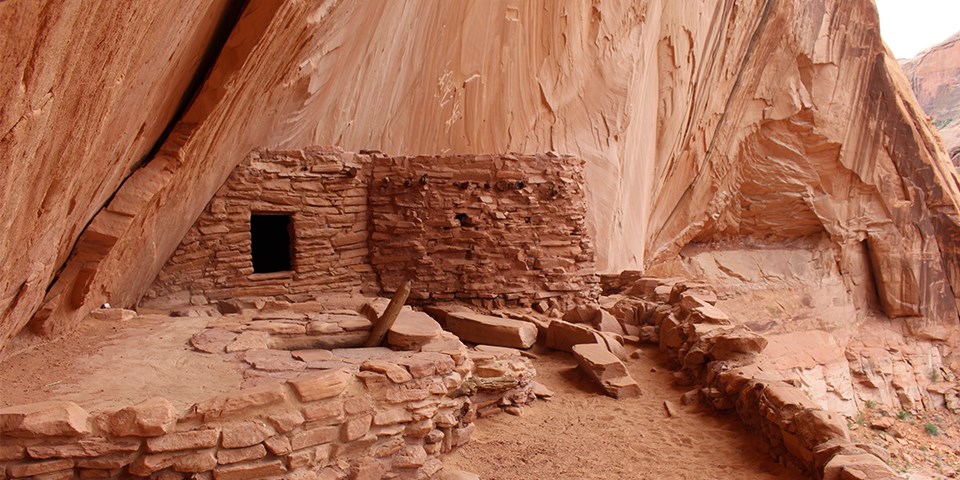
[251,214,293,273]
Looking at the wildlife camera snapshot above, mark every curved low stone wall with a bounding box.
[0,344,537,479]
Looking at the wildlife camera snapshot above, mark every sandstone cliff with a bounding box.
[1,0,959,355]
[900,32,960,166]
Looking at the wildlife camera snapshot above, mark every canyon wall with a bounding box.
[900,32,960,166]
[1,0,959,354]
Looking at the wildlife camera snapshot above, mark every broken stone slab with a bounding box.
[189,328,238,354]
[360,360,413,383]
[668,281,717,305]
[422,304,475,328]
[26,436,141,459]
[705,326,768,360]
[0,401,90,438]
[225,330,271,352]
[562,305,625,335]
[307,321,345,335]
[96,397,177,437]
[445,311,537,349]
[243,349,307,372]
[547,320,627,360]
[170,306,221,317]
[217,297,266,314]
[292,349,337,362]
[688,304,732,325]
[546,320,604,352]
[531,382,555,399]
[571,343,641,399]
[245,321,307,335]
[595,309,626,336]
[561,305,598,324]
[387,311,443,350]
[287,369,352,402]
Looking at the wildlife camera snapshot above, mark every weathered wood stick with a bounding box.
[364,280,412,347]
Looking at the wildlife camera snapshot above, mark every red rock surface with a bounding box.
[900,31,960,166]
[1,0,959,356]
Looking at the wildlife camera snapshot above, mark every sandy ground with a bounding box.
[0,315,240,412]
[444,346,804,480]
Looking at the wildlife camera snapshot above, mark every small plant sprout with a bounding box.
[865,399,876,409]
[925,422,941,436]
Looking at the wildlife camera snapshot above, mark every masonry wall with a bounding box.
[145,148,375,304]
[145,149,599,309]
[369,153,599,311]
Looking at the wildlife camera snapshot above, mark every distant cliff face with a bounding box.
[900,32,960,166]
[1,0,959,355]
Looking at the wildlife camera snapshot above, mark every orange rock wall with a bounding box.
[900,32,960,166]
[1,0,960,354]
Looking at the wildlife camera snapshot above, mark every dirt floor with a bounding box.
[0,314,241,412]
[444,346,804,480]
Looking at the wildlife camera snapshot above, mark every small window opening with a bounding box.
[251,214,293,273]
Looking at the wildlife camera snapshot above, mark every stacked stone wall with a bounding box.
[369,153,599,311]
[0,348,529,479]
[145,149,599,310]
[146,148,375,304]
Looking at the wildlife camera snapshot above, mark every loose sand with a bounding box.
[444,346,804,480]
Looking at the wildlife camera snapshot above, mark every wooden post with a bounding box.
[364,280,412,347]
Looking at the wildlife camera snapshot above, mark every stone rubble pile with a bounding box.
[598,271,901,479]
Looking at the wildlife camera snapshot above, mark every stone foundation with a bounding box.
[0,302,539,480]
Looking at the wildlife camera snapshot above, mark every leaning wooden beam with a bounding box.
[364,280,412,347]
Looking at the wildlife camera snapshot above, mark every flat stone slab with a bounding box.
[571,343,641,399]
[446,312,537,349]
[387,311,443,350]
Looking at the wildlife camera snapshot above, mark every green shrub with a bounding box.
[925,422,940,436]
